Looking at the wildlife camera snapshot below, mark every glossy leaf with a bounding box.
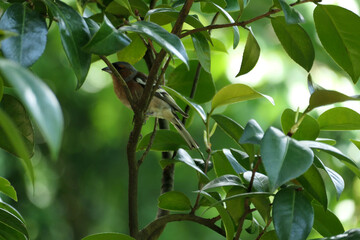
[0,3,47,67]
[0,177,17,201]
[312,202,344,237]
[260,230,278,240]
[129,0,149,17]
[0,60,64,159]
[0,29,17,42]
[0,222,27,240]
[0,208,28,238]
[318,107,360,130]
[316,138,336,145]
[223,149,247,174]
[275,0,304,24]
[271,16,314,72]
[314,5,360,83]
[297,164,327,209]
[0,78,3,101]
[301,141,360,177]
[212,150,240,177]
[226,186,247,222]
[158,191,192,211]
[117,33,147,65]
[82,232,135,240]
[137,129,188,151]
[239,119,264,145]
[281,108,319,140]
[44,0,91,88]
[121,21,188,67]
[175,149,207,177]
[167,61,215,103]
[162,86,206,122]
[211,83,274,111]
[0,95,34,159]
[314,157,344,200]
[251,195,271,223]
[261,127,313,192]
[309,90,360,111]
[84,18,100,37]
[273,188,314,240]
[191,33,211,73]
[114,0,134,16]
[0,202,25,224]
[200,0,227,13]
[230,148,250,170]
[315,229,360,240]
[83,16,131,55]
[237,28,260,76]
[202,174,243,191]
[243,171,269,192]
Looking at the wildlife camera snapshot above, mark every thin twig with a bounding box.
[255,218,273,240]
[138,118,159,166]
[248,157,262,192]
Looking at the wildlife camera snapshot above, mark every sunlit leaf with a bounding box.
[82,232,135,240]
[312,202,344,237]
[308,89,360,111]
[0,177,17,201]
[117,33,147,65]
[202,174,243,191]
[243,171,269,192]
[239,119,264,145]
[191,32,211,73]
[175,149,207,177]
[318,107,360,130]
[158,191,192,211]
[275,0,304,24]
[236,28,260,76]
[314,229,360,240]
[225,186,247,222]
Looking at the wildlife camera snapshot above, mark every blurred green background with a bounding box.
[1,0,360,239]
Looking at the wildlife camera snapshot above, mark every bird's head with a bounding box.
[102,62,137,82]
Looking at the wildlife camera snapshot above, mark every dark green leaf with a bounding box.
[202,174,243,191]
[261,127,313,192]
[239,119,264,145]
[314,229,360,240]
[281,108,319,140]
[158,191,192,211]
[273,188,313,240]
[275,0,304,24]
[162,86,207,122]
[312,202,344,237]
[84,18,100,37]
[0,95,34,159]
[226,186,247,222]
[308,89,360,111]
[44,0,91,88]
[0,3,47,67]
[223,149,246,174]
[121,21,188,67]
[0,202,25,224]
[114,0,134,16]
[211,83,274,111]
[137,129,189,151]
[191,33,211,73]
[243,171,269,192]
[0,60,64,159]
[225,0,240,12]
[175,149,207,177]
[129,0,149,17]
[0,177,17,201]
[212,150,240,177]
[167,61,215,103]
[297,164,327,209]
[200,0,227,13]
[0,222,27,240]
[314,5,360,83]
[83,16,131,55]
[318,107,360,130]
[251,195,271,223]
[351,139,360,150]
[82,232,135,240]
[301,140,360,177]
[314,157,344,200]
[271,16,314,72]
[230,148,250,170]
[237,28,260,76]
[0,208,28,238]
[260,230,278,240]
[0,79,3,101]
[117,33,147,65]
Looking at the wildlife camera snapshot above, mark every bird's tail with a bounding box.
[170,117,199,150]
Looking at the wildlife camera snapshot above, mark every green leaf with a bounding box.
[83,16,131,55]
[243,171,269,192]
[211,114,254,156]
[84,18,100,37]
[0,177,17,201]
[314,157,344,200]
[0,29,17,42]
[129,0,149,17]
[117,33,147,65]
[351,139,360,150]
[281,108,319,140]
[82,232,135,240]
[175,149,208,178]
[275,0,304,24]
[0,95,34,159]
[271,16,314,72]
[162,86,206,122]
[0,79,3,101]
[191,32,211,73]
[225,186,247,222]
[0,208,28,238]
[167,61,215,103]
[0,222,27,240]
[137,129,189,151]
[158,191,192,211]
[121,21,188,67]
[261,127,313,192]
[314,229,360,240]
[202,174,243,191]
[0,60,64,159]
[114,0,134,16]
[223,149,247,174]
[308,89,360,111]
[301,140,360,177]
[318,107,360,130]
[297,164,327,209]
[316,138,336,145]
[312,202,344,237]
[236,28,260,76]
[212,150,240,177]
[211,83,274,112]
[273,188,314,240]
[314,5,360,83]
[199,191,235,240]
[239,119,264,145]
[0,3,47,67]
[260,230,278,240]
[251,195,271,223]
[44,0,91,88]
[200,0,227,13]
[0,202,25,224]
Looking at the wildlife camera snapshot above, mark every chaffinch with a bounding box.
[102,62,199,149]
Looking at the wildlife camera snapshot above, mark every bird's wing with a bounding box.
[155,87,188,118]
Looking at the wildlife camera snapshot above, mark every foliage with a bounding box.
[0,0,360,239]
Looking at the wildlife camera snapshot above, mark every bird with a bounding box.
[102,61,199,149]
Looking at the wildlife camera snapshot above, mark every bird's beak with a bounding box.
[102,66,112,73]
